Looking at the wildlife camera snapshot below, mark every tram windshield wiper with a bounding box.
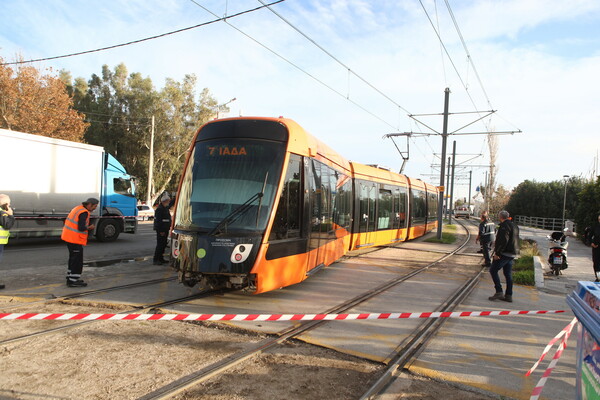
[208,192,264,236]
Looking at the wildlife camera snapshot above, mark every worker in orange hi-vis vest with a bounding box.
[61,198,98,287]
[0,194,15,290]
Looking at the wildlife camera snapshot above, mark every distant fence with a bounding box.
[514,215,577,233]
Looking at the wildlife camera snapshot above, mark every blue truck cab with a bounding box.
[95,153,138,241]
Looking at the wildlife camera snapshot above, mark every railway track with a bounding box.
[0,281,229,346]
[138,220,481,399]
[0,276,178,312]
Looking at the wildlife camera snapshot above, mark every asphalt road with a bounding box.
[1,221,156,271]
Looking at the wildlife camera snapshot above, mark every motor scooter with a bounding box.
[547,230,569,276]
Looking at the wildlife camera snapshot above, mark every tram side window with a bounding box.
[378,189,392,230]
[320,163,333,234]
[398,186,407,228]
[309,160,322,233]
[391,186,407,230]
[358,180,377,232]
[411,189,427,225]
[269,154,302,241]
[333,172,352,229]
[427,192,438,220]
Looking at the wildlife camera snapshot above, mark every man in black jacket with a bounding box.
[591,215,600,282]
[488,210,519,303]
[476,211,495,268]
[153,193,172,265]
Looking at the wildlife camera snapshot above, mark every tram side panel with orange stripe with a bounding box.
[170,117,437,294]
[350,163,409,250]
[249,119,354,294]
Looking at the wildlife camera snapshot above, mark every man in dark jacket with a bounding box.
[591,215,600,282]
[476,211,495,268]
[153,193,172,265]
[0,194,16,290]
[488,210,519,303]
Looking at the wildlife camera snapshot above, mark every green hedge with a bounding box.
[512,241,536,286]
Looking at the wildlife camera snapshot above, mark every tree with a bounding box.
[574,177,600,234]
[487,130,498,211]
[489,184,511,215]
[67,63,219,204]
[0,55,88,140]
[505,177,586,220]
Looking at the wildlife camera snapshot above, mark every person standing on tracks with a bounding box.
[0,194,16,290]
[153,193,172,265]
[488,210,519,303]
[475,211,495,268]
[61,198,98,287]
[590,215,600,282]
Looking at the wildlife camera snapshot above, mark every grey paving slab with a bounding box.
[411,274,576,400]
[520,225,595,294]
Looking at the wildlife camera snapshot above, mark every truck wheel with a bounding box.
[96,219,120,242]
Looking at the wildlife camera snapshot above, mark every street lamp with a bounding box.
[561,175,569,229]
[215,97,237,119]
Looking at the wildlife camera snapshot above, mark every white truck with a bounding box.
[1,128,137,241]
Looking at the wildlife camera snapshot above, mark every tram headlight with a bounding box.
[230,244,253,263]
[172,239,179,258]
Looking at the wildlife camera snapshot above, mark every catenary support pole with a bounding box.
[468,170,472,213]
[449,140,456,225]
[446,156,451,218]
[146,115,155,205]
[436,88,450,239]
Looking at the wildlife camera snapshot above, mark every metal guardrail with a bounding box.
[515,215,576,232]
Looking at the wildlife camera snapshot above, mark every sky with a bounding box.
[1,0,600,202]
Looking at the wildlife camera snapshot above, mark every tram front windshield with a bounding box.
[175,138,285,234]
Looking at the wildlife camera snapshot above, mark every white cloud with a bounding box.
[1,0,599,198]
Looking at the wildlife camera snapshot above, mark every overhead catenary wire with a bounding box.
[443,0,493,110]
[256,0,447,172]
[256,0,412,116]
[188,0,401,131]
[0,0,287,66]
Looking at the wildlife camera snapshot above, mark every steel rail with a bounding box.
[360,220,483,398]
[0,289,227,346]
[0,276,178,312]
[139,221,474,400]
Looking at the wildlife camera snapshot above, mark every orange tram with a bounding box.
[170,117,439,294]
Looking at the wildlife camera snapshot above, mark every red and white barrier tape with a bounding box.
[528,317,578,400]
[0,309,566,321]
[14,216,135,219]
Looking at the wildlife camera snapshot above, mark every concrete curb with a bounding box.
[534,255,544,288]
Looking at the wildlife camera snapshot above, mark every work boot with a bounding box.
[67,279,88,287]
[501,295,513,302]
[488,292,504,301]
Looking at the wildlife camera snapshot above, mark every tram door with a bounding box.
[358,181,377,247]
[306,159,326,271]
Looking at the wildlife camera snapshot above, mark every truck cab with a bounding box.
[95,154,138,241]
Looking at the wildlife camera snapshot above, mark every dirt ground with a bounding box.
[0,296,498,400]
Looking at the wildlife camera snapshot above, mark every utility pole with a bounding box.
[436,88,450,239]
[562,175,569,229]
[468,170,472,211]
[146,115,155,205]
[449,140,457,225]
[445,156,451,218]
[484,171,488,212]
[393,88,519,239]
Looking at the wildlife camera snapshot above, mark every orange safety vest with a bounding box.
[61,205,90,245]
